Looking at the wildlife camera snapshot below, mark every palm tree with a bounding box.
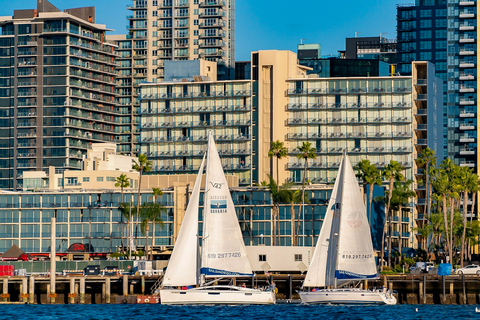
[140,202,165,260]
[393,180,416,264]
[296,142,316,245]
[118,202,134,256]
[381,160,405,269]
[416,148,437,219]
[132,154,152,247]
[115,174,130,253]
[354,159,372,205]
[458,166,473,267]
[268,140,288,186]
[283,185,305,246]
[466,174,480,262]
[151,187,164,260]
[433,167,452,262]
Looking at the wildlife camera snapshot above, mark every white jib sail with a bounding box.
[201,133,253,277]
[335,154,377,281]
[162,155,206,287]
[302,156,343,288]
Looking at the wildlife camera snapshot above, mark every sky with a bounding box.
[1,0,398,60]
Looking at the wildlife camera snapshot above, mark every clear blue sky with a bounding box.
[1,0,398,60]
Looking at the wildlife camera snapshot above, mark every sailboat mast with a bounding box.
[333,154,346,288]
[200,132,212,285]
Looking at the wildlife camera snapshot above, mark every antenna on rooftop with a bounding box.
[300,39,307,45]
[355,32,361,38]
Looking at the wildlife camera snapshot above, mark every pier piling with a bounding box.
[21,277,28,303]
[123,275,128,297]
[79,277,85,304]
[105,277,111,304]
[141,276,145,294]
[28,276,35,304]
[69,278,75,304]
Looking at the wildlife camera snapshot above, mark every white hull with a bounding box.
[299,288,397,305]
[160,285,276,305]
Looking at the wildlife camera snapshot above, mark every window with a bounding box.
[420,52,431,60]
[435,30,446,38]
[83,177,89,182]
[435,19,447,28]
[294,254,302,262]
[194,30,198,36]
[194,9,199,15]
[259,254,266,262]
[194,39,198,45]
[419,41,431,49]
[97,177,104,182]
[153,11,158,17]
[419,20,431,28]
[194,19,199,25]
[153,0,158,5]
[107,177,116,182]
[152,21,158,27]
[435,41,446,49]
[435,9,446,17]
[194,0,199,4]
[420,30,431,39]
[420,10,431,17]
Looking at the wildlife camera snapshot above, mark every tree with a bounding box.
[416,148,437,220]
[267,175,292,245]
[140,203,165,260]
[118,202,134,257]
[354,160,383,227]
[392,180,416,264]
[268,140,288,186]
[381,160,405,269]
[132,154,152,247]
[296,142,316,245]
[115,174,130,253]
[151,187,164,260]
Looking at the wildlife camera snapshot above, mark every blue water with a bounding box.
[0,304,478,320]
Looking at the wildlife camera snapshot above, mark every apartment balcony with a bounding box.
[415,124,427,131]
[459,24,475,31]
[459,123,476,130]
[414,79,427,86]
[459,11,475,18]
[460,161,476,167]
[459,36,476,43]
[460,99,475,105]
[199,10,225,18]
[460,148,476,155]
[415,139,427,146]
[459,86,476,93]
[414,94,427,101]
[175,0,190,7]
[199,0,226,7]
[460,135,476,143]
[199,32,225,38]
[459,1,476,5]
[199,40,224,48]
[460,110,476,117]
[415,109,428,116]
[459,74,475,80]
[199,21,226,28]
[459,49,476,55]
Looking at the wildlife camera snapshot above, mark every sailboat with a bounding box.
[299,153,396,305]
[160,133,276,305]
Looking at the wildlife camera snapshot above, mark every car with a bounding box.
[456,264,480,275]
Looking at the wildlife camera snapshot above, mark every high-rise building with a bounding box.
[0,0,128,190]
[107,0,236,157]
[396,0,448,159]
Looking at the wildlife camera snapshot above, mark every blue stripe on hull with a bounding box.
[200,267,253,277]
[335,270,377,280]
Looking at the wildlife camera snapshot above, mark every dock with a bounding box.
[0,273,478,304]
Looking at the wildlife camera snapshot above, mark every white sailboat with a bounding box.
[299,153,396,305]
[160,133,276,305]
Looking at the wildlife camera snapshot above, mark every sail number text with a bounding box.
[208,252,241,259]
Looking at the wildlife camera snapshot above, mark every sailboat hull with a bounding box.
[160,285,276,305]
[299,288,397,305]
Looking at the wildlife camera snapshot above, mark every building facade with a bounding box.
[0,186,330,253]
[0,1,129,190]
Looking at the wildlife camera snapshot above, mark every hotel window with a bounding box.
[294,254,302,262]
[419,9,431,17]
[259,254,266,262]
[97,177,104,182]
[83,177,89,182]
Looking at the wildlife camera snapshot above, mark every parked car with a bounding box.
[456,264,480,275]
[409,262,435,274]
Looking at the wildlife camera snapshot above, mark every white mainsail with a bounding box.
[303,153,377,288]
[162,156,206,287]
[201,133,253,277]
[335,154,377,281]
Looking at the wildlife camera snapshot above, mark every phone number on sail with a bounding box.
[207,252,241,259]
